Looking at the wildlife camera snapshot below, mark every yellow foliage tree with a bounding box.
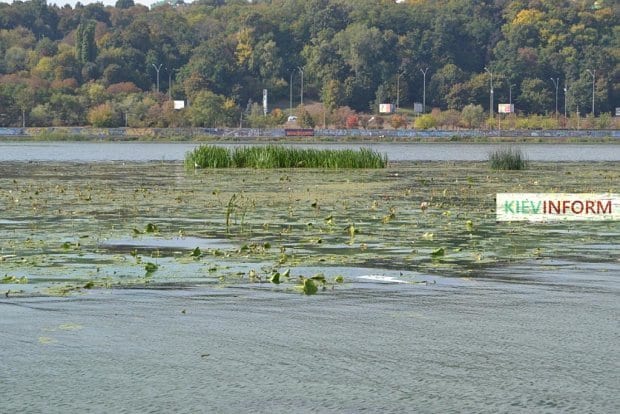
[235,28,253,66]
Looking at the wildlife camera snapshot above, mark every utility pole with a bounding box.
[484,67,494,120]
[289,71,294,116]
[563,81,567,124]
[298,66,304,107]
[396,72,401,110]
[152,63,162,93]
[166,67,174,100]
[420,67,428,113]
[550,77,559,119]
[586,69,595,116]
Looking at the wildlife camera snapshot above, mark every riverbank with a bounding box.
[1,126,619,144]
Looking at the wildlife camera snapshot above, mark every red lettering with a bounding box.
[585,200,595,214]
[562,200,570,213]
[598,200,612,214]
[572,200,583,214]
[549,200,561,214]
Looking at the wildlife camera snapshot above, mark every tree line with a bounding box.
[0,0,617,128]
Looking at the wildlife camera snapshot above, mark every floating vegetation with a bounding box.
[186,145,388,169]
[190,247,202,258]
[489,147,527,170]
[1,275,28,284]
[144,262,159,275]
[1,158,618,297]
[302,278,318,295]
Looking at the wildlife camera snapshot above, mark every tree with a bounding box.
[518,78,553,115]
[88,103,120,127]
[115,0,135,9]
[461,104,485,128]
[189,90,237,127]
[14,85,35,127]
[75,20,97,64]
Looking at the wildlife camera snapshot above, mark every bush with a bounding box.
[390,114,407,129]
[488,147,527,170]
[87,103,120,127]
[414,114,437,129]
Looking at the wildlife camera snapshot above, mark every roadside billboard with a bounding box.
[498,104,514,114]
[379,104,394,114]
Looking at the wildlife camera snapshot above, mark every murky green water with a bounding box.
[1,159,618,412]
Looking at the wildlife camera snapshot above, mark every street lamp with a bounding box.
[563,81,567,122]
[420,67,428,113]
[166,67,177,100]
[550,77,559,119]
[396,71,405,110]
[298,66,304,107]
[586,69,595,116]
[289,70,294,116]
[484,67,493,119]
[152,63,162,93]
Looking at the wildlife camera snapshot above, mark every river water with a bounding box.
[0,141,619,161]
[0,142,619,413]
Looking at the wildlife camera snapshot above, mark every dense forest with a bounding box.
[0,0,617,128]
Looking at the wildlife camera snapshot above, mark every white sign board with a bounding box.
[496,193,619,222]
[379,103,394,114]
[413,102,423,113]
[173,100,185,110]
[498,104,514,114]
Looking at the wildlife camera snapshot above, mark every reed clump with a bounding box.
[488,147,527,170]
[186,145,387,169]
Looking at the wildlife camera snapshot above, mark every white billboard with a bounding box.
[498,104,514,114]
[379,103,394,114]
[173,100,185,110]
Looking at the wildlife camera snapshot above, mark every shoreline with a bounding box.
[1,126,618,145]
[2,135,619,145]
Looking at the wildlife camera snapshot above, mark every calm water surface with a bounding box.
[0,141,619,161]
[0,146,618,413]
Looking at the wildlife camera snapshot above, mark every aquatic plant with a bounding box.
[488,147,527,170]
[302,278,318,295]
[186,145,387,169]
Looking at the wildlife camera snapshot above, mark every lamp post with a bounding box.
[396,72,401,110]
[289,70,294,116]
[586,69,595,116]
[509,83,515,108]
[563,81,567,123]
[152,63,162,93]
[550,77,559,119]
[298,66,304,107]
[166,67,177,100]
[420,67,428,113]
[484,67,493,119]
[396,70,406,110]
